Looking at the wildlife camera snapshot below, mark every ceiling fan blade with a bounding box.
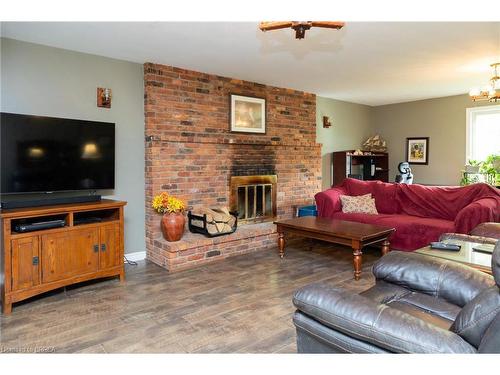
[310,21,345,29]
[259,21,294,31]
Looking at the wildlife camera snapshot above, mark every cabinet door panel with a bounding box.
[99,224,121,269]
[72,228,100,275]
[41,229,99,283]
[11,236,40,291]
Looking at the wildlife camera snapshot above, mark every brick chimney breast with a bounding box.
[144,62,321,271]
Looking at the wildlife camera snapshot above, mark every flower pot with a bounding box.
[465,165,480,173]
[161,212,185,242]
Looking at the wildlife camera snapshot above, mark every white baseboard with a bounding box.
[124,251,146,262]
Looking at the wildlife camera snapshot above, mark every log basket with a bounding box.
[187,210,238,238]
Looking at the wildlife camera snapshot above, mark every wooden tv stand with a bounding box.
[0,199,126,314]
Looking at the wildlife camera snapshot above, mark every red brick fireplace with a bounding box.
[144,63,321,271]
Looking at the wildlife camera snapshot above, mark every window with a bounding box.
[466,105,500,162]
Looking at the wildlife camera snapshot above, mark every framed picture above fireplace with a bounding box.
[230,94,266,134]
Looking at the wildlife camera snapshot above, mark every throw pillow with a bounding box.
[340,194,378,215]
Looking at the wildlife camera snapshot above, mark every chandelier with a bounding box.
[469,62,500,102]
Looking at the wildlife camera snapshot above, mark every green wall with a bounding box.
[316,97,373,190]
[1,38,145,254]
[372,94,493,186]
[316,94,495,187]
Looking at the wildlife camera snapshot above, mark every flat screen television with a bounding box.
[1,113,115,194]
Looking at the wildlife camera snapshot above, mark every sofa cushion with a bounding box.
[340,194,378,214]
[374,214,455,251]
[393,292,460,323]
[342,178,399,214]
[372,251,495,307]
[330,212,455,250]
[360,280,411,304]
[396,183,500,221]
[361,281,461,324]
[344,178,377,197]
[329,212,385,230]
[372,181,399,214]
[386,300,454,331]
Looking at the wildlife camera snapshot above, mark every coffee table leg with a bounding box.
[381,240,390,256]
[278,231,286,258]
[352,241,362,280]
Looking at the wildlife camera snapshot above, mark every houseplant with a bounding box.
[480,153,500,186]
[460,154,500,186]
[464,159,482,173]
[152,192,186,242]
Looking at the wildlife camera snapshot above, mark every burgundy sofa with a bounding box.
[315,178,500,251]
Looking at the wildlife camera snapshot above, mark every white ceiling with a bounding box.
[1,22,500,106]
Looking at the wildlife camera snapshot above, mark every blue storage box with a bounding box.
[297,205,317,217]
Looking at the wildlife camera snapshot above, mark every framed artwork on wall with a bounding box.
[406,137,429,165]
[230,94,266,134]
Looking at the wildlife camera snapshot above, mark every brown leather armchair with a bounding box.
[292,242,500,353]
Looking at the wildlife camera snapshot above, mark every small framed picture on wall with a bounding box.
[406,137,429,165]
[230,94,266,134]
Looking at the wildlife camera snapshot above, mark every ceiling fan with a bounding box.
[259,21,345,40]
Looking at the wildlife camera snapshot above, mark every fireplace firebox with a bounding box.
[230,175,277,223]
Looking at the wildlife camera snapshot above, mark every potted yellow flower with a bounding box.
[152,192,186,242]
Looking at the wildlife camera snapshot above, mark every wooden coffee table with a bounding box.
[274,217,395,280]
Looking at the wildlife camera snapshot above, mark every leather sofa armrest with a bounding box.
[478,312,500,353]
[293,283,476,353]
[372,251,495,307]
[314,186,347,217]
[454,197,500,235]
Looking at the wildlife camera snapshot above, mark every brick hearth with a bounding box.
[149,222,277,272]
[144,63,321,271]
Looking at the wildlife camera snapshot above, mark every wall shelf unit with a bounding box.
[332,150,389,186]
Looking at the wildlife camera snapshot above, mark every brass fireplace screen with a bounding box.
[230,175,277,223]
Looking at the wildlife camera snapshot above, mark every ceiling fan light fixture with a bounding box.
[259,21,344,40]
[292,22,311,40]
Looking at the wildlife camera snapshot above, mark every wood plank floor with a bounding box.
[0,240,380,353]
